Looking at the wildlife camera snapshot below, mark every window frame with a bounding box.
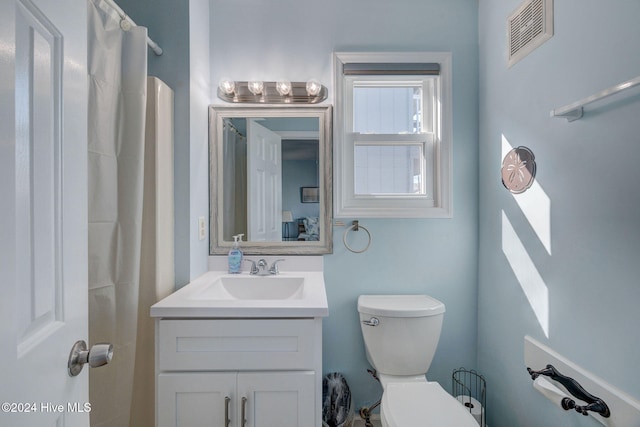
[333,52,453,218]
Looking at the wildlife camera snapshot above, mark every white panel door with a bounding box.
[247,119,282,242]
[0,0,89,426]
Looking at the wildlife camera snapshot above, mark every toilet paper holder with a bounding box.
[527,364,610,418]
[452,368,486,427]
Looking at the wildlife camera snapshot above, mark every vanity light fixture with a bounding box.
[216,78,327,104]
[306,79,322,96]
[276,80,292,96]
[247,80,264,95]
[219,78,236,95]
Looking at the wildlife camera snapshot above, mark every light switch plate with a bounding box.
[198,216,206,240]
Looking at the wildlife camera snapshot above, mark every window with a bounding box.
[334,52,452,218]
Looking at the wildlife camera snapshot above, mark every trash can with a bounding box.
[322,372,354,427]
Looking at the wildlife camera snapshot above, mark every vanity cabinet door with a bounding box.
[237,371,316,427]
[158,373,236,427]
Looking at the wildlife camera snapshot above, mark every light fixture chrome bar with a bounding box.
[217,81,328,104]
[102,0,163,56]
[551,75,640,122]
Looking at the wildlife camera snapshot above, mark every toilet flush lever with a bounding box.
[362,317,379,326]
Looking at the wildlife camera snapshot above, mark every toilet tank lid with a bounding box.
[358,295,445,317]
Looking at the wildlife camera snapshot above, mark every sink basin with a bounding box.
[192,276,305,300]
[150,268,328,318]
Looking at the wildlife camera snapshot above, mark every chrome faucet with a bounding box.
[245,258,285,276]
[268,259,285,275]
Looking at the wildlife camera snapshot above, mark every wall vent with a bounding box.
[507,0,553,67]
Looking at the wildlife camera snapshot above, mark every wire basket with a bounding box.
[452,368,486,426]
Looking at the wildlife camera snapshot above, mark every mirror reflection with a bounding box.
[222,116,320,241]
[210,106,332,255]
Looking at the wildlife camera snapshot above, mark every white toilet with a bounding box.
[358,295,479,427]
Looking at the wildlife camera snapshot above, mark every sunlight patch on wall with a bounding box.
[502,210,549,337]
[502,135,551,255]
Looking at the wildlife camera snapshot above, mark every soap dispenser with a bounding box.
[228,234,244,274]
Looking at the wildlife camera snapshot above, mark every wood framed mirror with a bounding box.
[209,105,333,255]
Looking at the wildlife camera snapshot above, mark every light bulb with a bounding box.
[247,80,264,95]
[218,79,235,95]
[306,79,322,96]
[276,80,292,96]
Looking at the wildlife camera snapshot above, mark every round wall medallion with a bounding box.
[501,146,536,194]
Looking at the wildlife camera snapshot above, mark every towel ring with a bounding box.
[343,221,372,253]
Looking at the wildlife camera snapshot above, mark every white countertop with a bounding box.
[151,270,329,318]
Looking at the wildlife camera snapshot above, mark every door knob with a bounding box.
[68,340,113,377]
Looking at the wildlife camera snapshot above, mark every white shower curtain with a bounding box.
[223,120,247,240]
[130,77,175,427]
[87,0,147,425]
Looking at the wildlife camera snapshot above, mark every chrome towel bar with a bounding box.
[551,75,640,122]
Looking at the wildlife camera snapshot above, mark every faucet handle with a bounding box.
[269,259,285,275]
[244,259,259,275]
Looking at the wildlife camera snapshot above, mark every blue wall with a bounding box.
[282,158,320,222]
[209,0,479,410]
[478,1,640,425]
[123,0,479,414]
[107,0,640,422]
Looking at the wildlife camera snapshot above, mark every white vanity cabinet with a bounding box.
[155,318,323,427]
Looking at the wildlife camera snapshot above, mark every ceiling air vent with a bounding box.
[507,0,553,67]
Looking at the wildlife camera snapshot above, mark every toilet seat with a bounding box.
[381,381,478,427]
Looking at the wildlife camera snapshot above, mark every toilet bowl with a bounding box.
[380,380,478,426]
[358,295,478,427]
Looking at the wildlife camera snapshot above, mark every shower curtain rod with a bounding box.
[102,0,163,56]
[223,119,243,137]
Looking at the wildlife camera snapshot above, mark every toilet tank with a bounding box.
[358,295,445,376]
